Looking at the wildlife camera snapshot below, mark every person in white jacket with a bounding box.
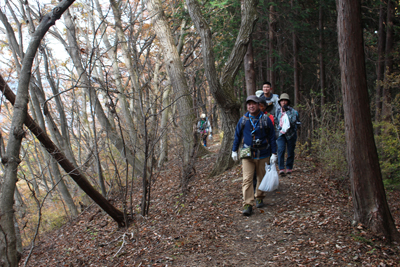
[275,93,301,176]
[197,114,212,147]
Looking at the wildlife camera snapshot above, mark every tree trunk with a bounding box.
[62,9,144,175]
[268,3,276,87]
[0,2,76,266]
[336,0,399,241]
[89,95,107,197]
[147,0,196,191]
[292,0,300,107]
[13,189,24,259]
[195,76,208,116]
[244,35,256,96]
[158,85,171,167]
[382,0,394,122]
[49,157,79,217]
[153,56,170,168]
[186,0,259,176]
[30,81,79,216]
[108,0,144,146]
[0,74,126,227]
[374,0,386,125]
[31,64,79,216]
[212,104,219,133]
[319,0,326,107]
[28,90,57,196]
[42,49,77,168]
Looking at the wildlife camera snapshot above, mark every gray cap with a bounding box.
[246,95,260,103]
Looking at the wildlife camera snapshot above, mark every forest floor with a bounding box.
[20,137,400,266]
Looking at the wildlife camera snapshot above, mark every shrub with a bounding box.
[312,104,348,179]
[374,94,400,186]
[313,121,348,178]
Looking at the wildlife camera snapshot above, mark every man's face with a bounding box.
[247,101,259,114]
[262,84,272,95]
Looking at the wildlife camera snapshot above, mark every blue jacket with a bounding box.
[232,111,277,159]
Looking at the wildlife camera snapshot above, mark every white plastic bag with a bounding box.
[280,113,290,134]
[259,163,279,192]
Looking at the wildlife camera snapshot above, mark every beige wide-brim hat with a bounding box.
[278,93,291,106]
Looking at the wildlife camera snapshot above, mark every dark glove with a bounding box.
[282,105,289,112]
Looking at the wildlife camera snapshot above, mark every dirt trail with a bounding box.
[20,140,400,266]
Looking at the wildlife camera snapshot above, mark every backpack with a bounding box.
[199,119,209,134]
[199,120,206,130]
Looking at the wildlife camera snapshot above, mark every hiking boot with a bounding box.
[242,204,252,216]
[279,169,286,176]
[286,169,292,175]
[256,198,264,208]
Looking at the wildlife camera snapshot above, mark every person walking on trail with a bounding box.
[197,114,212,147]
[258,81,280,117]
[275,93,301,177]
[231,95,277,216]
[252,97,276,192]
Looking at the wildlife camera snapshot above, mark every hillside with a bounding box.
[20,141,400,266]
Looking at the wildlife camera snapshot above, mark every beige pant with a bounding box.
[242,157,270,206]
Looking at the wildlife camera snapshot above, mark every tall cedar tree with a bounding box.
[337,0,399,241]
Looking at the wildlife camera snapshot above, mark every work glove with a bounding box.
[270,154,277,165]
[282,105,289,112]
[208,134,213,140]
[231,151,238,161]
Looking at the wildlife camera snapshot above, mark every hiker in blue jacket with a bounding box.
[231,95,277,216]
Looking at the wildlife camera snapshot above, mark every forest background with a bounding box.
[0,0,399,265]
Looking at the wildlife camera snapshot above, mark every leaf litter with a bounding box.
[20,143,400,266]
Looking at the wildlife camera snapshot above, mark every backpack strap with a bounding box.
[240,115,249,135]
[261,114,270,147]
[239,114,271,158]
[240,114,271,134]
[259,114,270,135]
